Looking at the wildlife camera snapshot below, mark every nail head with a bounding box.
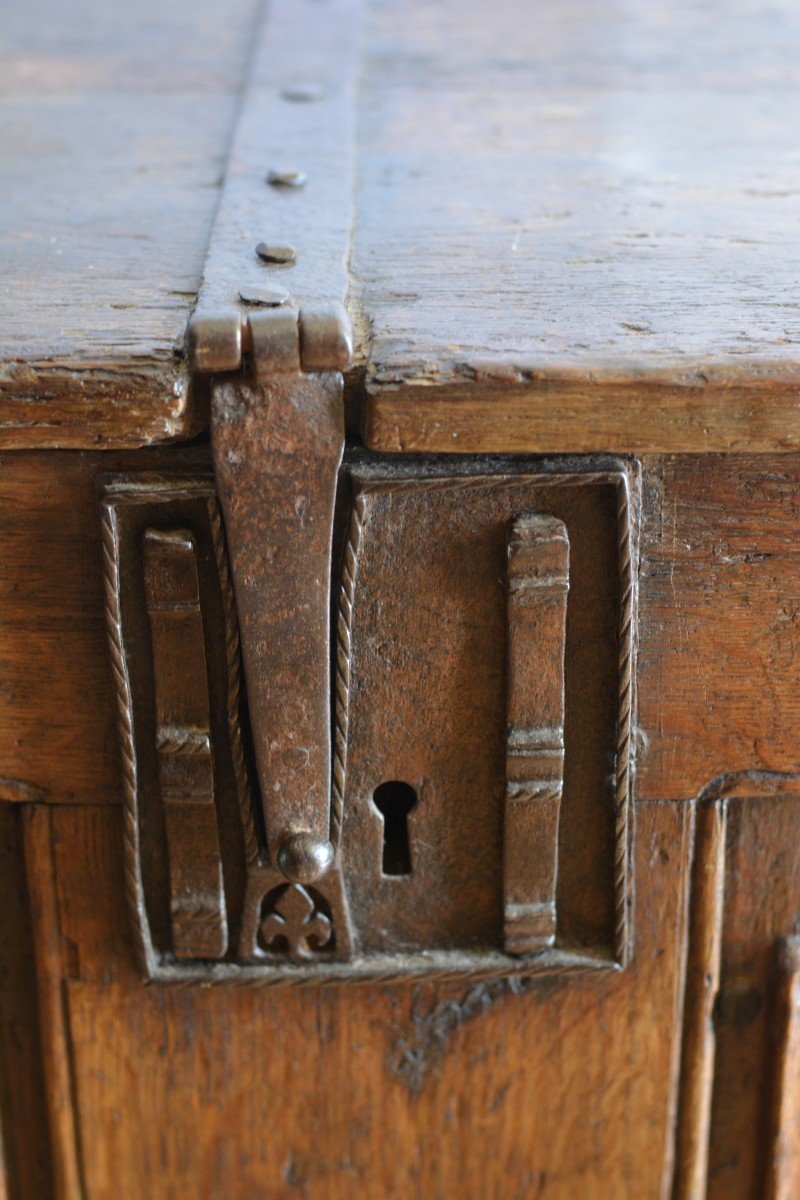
[277,834,334,883]
[266,168,307,189]
[255,242,297,265]
[238,286,290,308]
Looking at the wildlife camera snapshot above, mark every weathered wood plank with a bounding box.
[766,937,800,1200]
[362,375,800,456]
[0,0,261,446]
[354,0,800,379]
[6,0,800,450]
[356,0,800,451]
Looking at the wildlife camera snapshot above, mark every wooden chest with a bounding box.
[2,1,800,1197]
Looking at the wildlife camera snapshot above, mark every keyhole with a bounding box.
[372,781,418,877]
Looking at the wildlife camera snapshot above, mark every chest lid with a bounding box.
[3,0,800,452]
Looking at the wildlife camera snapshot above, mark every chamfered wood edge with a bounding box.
[361,370,800,456]
[7,361,800,453]
[0,358,206,450]
[7,356,800,453]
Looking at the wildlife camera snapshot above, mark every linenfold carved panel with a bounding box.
[101,461,637,983]
[673,774,800,1200]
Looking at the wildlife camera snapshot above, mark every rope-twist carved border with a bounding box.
[208,498,261,867]
[331,492,367,846]
[148,947,616,989]
[100,501,154,976]
[613,474,635,966]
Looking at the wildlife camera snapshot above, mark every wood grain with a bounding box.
[765,937,800,1200]
[7,0,800,452]
[0,0,261,447]
[0,805,54,1200]
[362,375,800,456]
[4,451,800,1192]
[48,799,690,1199]
[637,455,800,801]
[0,448,208,806]
[354,0,800,452]
[22,807,83,1200]
[704,790,800,1200]
[7,451,800,820]
[672,800,727,1200]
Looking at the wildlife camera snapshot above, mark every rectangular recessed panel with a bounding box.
[101,464,634,981]
[338,466,632,962]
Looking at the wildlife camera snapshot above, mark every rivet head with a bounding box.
[266,168,307,189]
[277,834,334,883]
[280,81,326,102]
[238,286,290,308]
[255,242,297,265]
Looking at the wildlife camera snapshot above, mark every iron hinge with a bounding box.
[186,304,354,379]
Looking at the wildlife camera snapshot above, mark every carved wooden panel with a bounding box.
[338,463,635,974]
[673,775,800,1200]
[102,461,635,981]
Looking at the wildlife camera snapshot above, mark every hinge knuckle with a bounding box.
[186,306,354,377]
[299,305,354,373]
[248,309,301,376]
[186,312,242,374]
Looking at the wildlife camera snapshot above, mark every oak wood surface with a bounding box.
[21,808,83,1200]
[361,376,800,456]
[0,0,260,446]
[48,798,689,1200]
[3,450,800,1196]
[765,937,800,1200]
[636,455,800,800]
[672,800,726,1200]
[5,0,800,453]
[0,807,54,1200]
[355,0,800,451]
[0,448,208,806]
[4,451,800,811]
[699,790,800,1200]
